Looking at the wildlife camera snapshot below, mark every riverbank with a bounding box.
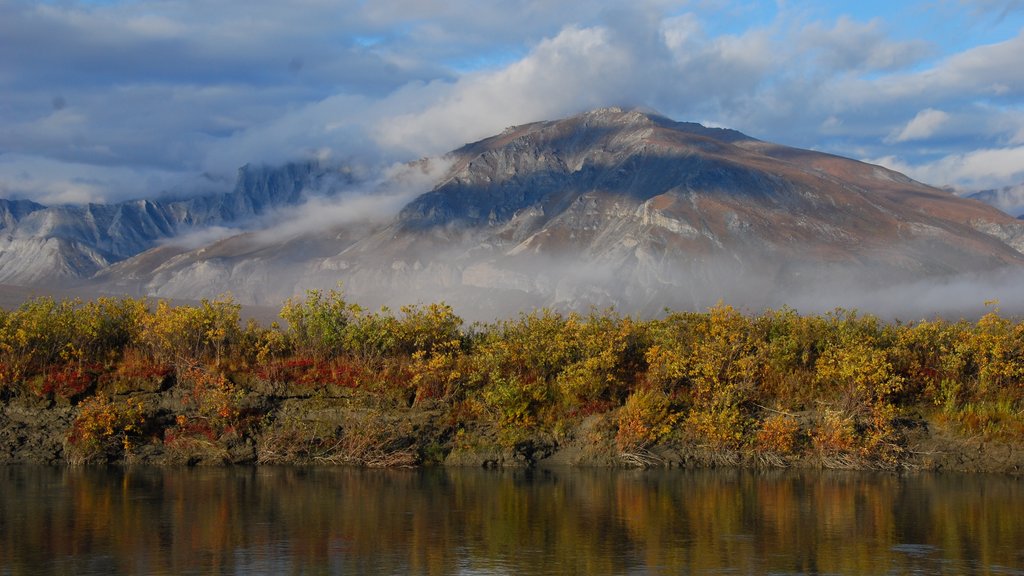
[2,382,1022,473]
[1,293,1023,473]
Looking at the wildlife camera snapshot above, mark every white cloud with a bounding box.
[250,156,454,245]
[0,154,201,204]
[371,26,634,156]
[870,145,1024,190]
[799,16,932,72]
[889,108,951,142]
[2,0,1024,203]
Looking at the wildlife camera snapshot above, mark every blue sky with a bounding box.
[1,0,1024,204]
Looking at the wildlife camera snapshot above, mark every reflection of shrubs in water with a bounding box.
[1,291,1023,468]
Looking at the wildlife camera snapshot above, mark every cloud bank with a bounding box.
[1,0,1024,204]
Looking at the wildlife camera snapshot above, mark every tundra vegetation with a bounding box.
[0,290,1022,470]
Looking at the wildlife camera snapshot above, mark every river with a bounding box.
[1,467,1022,575]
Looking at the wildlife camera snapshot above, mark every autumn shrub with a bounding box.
[66,394,147,464]
[484,309,583,384]
[280,287,358,359]
[750,308,827,405]
[755,413,802,455]
[860,402,904,465]
[394,302,463,355]
[615,389,677,452]
[814,339,904,413]
[74,297,149,365]
[685,405,749,450]
[34,363,101,399]
[810,408,858,459]
[234,319,290,370]
[556,313,647,407]
[644,343,689,395]
[0,297,80,387]
[408,339,464,405]
[99,347,171,394]
[178,363,244,434]
[160,364,248,463]
[644,311,705,392]
[890,319,959,403]
[140,297,241,368]
[686,304,758,405]
[968,308,1024,398]
[481,374,551,445]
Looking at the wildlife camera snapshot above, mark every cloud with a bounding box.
[371,25,636,157]
[2,0,1024,204]
[799,16,932,73]
[0,154,208,204]
[870,145,1024,190]
[889,108,951,143]
[959,0,1024,21]
[249,156,455,245]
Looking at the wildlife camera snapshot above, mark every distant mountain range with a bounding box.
[0,162,353,285]
[966,183,1024,218]
[5,108,1024,317]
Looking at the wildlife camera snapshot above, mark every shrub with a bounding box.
[755,413,801,455]
[35,363,100,399]
[280,288,358,360]
[814,340,904,412]
[66,394,147,464]
[810,408,857,457]
[141,297,241,367]
[685,405,748,450]
[482,374,551,445]
[178,363,244,434]
[615,389,677,452]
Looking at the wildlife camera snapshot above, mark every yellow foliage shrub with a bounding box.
[616,389,677,452]
[755,413,801,455]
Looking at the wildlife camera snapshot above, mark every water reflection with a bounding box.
[1,467,1022,575]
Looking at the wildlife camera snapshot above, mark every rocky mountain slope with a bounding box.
[87,108,1024,317]
[0,162,351,285]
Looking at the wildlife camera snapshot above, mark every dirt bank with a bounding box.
[2,386,1021,474]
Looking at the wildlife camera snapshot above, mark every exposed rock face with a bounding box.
[0,162,351,284]
[83,108,1024,318]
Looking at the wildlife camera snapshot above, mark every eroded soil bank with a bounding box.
[2,385,1021,474]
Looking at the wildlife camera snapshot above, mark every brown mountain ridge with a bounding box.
[91,107,1024,318]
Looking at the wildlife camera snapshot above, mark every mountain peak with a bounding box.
[575,106,656,126]
[6,110,1024,318]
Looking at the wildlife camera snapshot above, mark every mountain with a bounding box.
[0,162,353,285]
[966,182,1024,218]
[87,108,1024,318]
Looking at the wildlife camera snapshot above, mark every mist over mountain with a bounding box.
[67,108,1024,319]
[1,107,1023,318]
[966,182,1024,218]
[0,162,356,285]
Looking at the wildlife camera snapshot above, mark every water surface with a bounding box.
[1,467,1022,575]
